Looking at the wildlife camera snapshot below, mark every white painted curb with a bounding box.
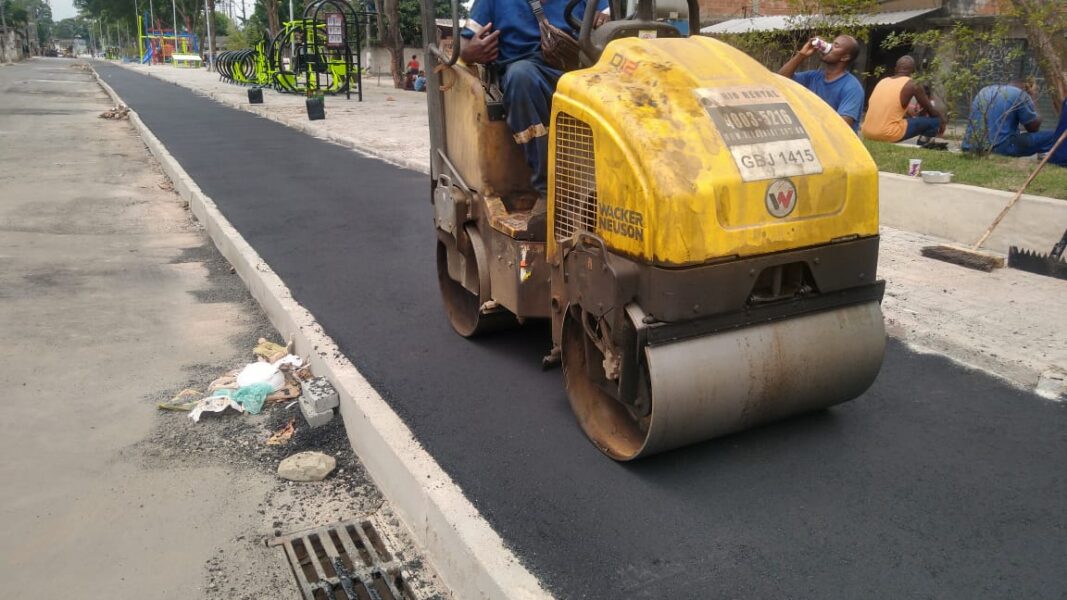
[92,65,550,600]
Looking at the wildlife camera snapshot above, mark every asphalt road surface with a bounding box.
[96,62,1067,599]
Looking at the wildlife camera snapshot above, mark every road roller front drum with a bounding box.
[561,306,652,461]
[563,301,887,461]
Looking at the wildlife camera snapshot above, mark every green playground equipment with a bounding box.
[215,0,375,101]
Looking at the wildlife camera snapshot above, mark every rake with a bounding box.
[1008,227,1067,280]
[921,127,1067,272]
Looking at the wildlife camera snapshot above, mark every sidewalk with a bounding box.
[0,58,445,599]
[113,61,1067,398]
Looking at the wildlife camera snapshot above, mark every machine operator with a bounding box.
[460,0,610,199]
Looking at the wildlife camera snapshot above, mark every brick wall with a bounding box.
[699,0,794,21]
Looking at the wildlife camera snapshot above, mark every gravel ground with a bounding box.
[136,289,447,600]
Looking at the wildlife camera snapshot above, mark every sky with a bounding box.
[47,0,475,26]
[52,0,79,21]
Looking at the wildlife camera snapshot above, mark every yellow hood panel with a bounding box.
[547,36,878,266]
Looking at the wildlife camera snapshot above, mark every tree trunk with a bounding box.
[371,0,385,46]
[1008,0,1067,112]
[265,0,280,37]
[383,0,404,88]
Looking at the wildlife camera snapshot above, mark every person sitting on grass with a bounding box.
[414,70,427,92]
[861,56,946,146]
[962,81,1055,157]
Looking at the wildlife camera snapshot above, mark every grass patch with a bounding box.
[863,140,1067,200]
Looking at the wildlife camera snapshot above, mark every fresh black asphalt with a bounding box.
[95,63,1067,599]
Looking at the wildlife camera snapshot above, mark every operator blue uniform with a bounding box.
[463,0,608,194]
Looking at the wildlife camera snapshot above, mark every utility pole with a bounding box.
[171,0,178,56]
[204,0,215,70]
[1,0,8,64]
[148,0,156,63]
[133,0,141,60]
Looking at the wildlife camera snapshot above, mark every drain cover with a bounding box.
[269,517,414,600]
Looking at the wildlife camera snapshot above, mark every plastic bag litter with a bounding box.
[273,354,303,370]
[236,355,304,390]
[207,370,239,393]
[236,362,285,391]
[214,382,273,415]
[189,394,245,422]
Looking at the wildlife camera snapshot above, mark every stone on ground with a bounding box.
[277,451,337,482]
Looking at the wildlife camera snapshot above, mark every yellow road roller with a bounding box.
[421,0,885,460]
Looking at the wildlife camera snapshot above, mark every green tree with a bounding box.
[53,16,91,39]
[1003,0,1067,109]
[213,10,231,35]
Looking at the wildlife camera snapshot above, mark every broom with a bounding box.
[921,126,1067,271]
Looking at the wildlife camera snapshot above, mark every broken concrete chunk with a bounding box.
[277,451,336,482]
[1036,369,1066,401]
[300,394,334,428]
[300,376,339,412]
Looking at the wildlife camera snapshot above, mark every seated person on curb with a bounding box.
[862,56,946,146]
[778,35,864,132]
[414,70,427,92]
[460,0,609,198]
[962,81,1055,157]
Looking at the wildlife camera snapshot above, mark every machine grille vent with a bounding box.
[553,112,597,243]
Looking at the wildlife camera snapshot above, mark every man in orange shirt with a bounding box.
[862,56,945,145]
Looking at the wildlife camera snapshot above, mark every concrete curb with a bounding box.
[92,66,550,600]
[879,172,1067,255]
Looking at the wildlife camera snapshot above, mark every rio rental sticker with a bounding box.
[694,86,823,182]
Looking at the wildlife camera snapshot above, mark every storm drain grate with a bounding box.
[268,517,415,600]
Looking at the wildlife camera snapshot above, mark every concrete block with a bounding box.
[300,394,334,428]
[301,376,339,412]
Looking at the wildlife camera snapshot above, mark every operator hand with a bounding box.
[593,12,609,28]
[461,22,500,64]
